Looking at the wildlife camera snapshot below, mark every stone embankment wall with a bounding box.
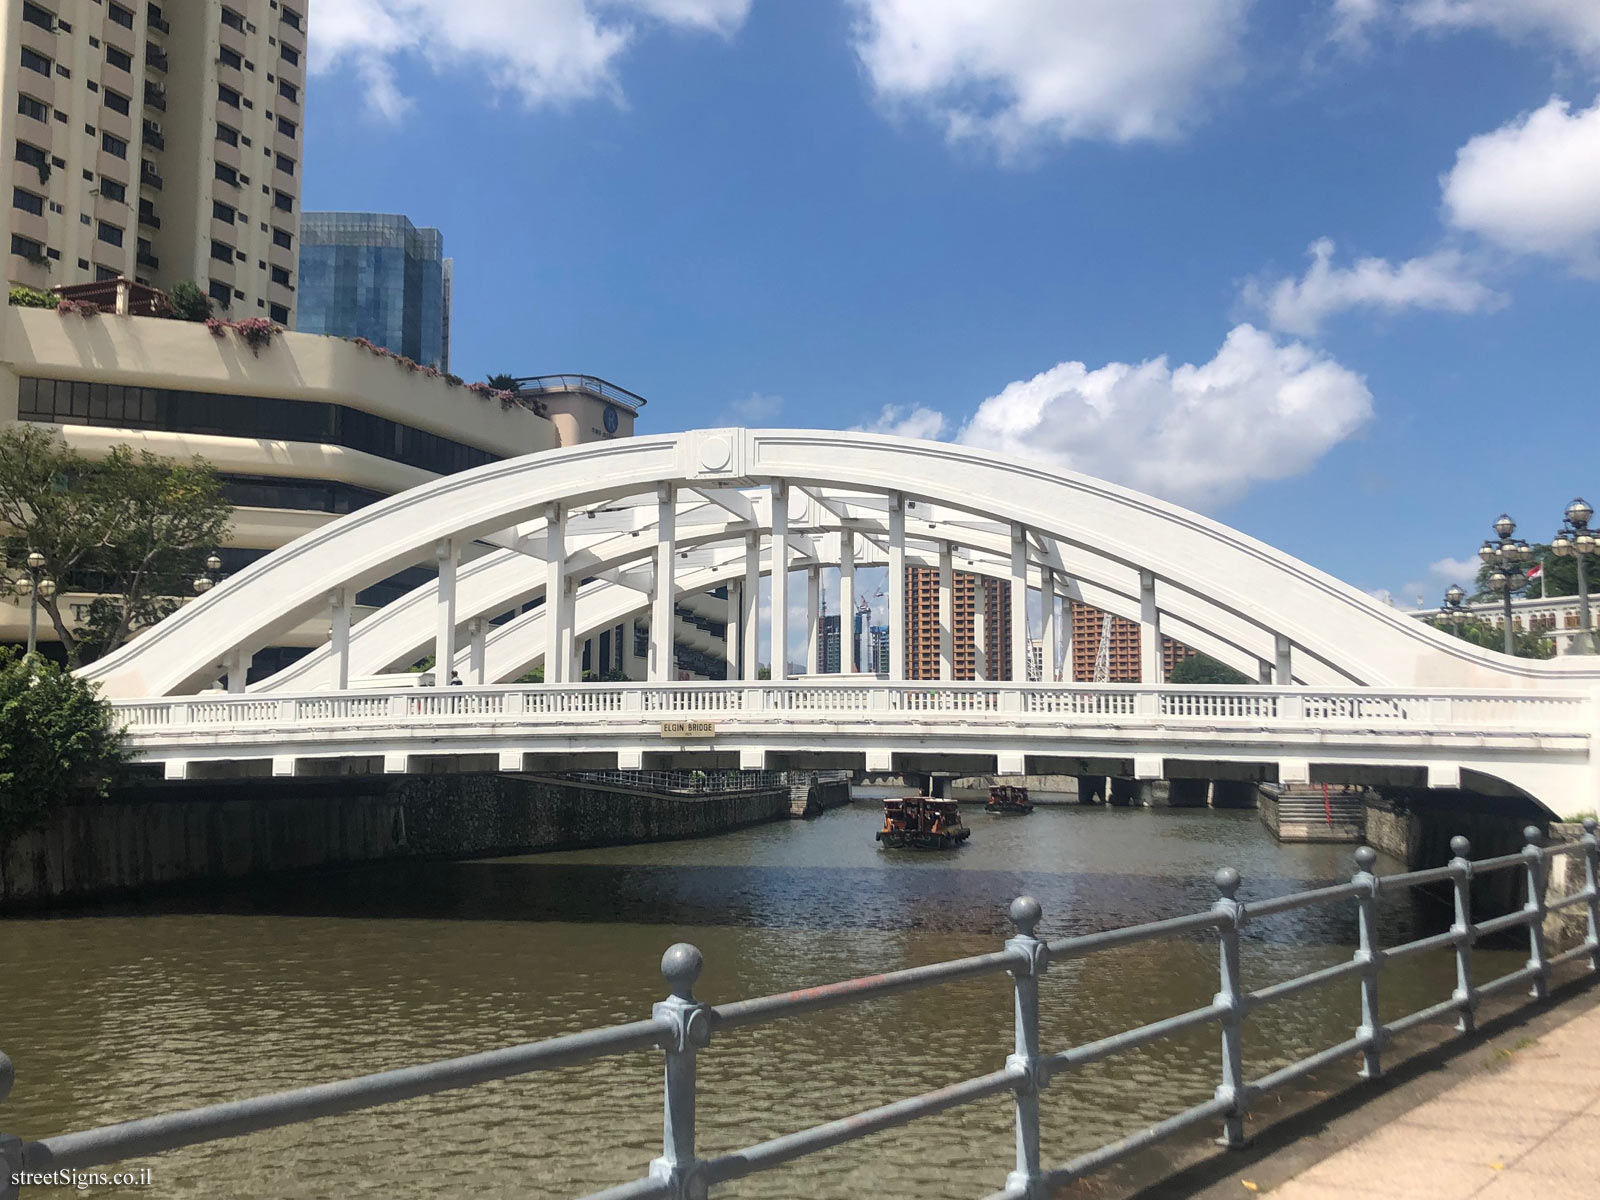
[0,774,787,909]
[1363,792,1592,931]
[1544,822,1593,948]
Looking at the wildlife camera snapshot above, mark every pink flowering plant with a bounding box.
[206,316,280,353]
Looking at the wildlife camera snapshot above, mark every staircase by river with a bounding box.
[1262,784,1367,843]
[786,771,854,818]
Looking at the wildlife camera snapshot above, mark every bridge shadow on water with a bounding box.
[45,854,1451,952]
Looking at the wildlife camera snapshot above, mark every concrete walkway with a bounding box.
[1266,1002,1600,1198]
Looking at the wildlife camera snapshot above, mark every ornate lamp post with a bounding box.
[192,552,224,595]
[1480,514,1532,656]
[7,550,59,658]
[1440,583,1468,636]
[1550,497,1596,654]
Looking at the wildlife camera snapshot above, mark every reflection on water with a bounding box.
[0,803,1517,1198]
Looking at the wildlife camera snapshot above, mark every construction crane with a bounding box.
[1092,610,1114,683]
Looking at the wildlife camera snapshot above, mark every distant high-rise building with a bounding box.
[852,597,870,672]
[869,625,890,674]
[2,0,308,322]
[1068,601,1195,682]
[818,613,840,673]
[902,566,1012,680]
[1026,638,1044,682]
[296,212,451,370]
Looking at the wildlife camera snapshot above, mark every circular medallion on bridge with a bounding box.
[603,405,619,435]
[698,435,732,472]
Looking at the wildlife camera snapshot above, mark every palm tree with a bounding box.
[485,373,519,392]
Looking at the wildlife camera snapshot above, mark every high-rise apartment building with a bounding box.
[817,613,840,673]
[296,212,451,370]
[902,565,1012,681]
[816,600,873,673]
[869,624,889,674]
[1068,601,1195,682]
[3,1,308,323]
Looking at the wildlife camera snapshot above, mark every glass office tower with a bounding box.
[296,213,451,370]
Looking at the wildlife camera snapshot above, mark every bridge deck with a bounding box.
[1268,1002,1600,1199]
[109,680,1599,817]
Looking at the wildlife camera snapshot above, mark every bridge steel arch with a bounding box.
[84,428,1600,697]
[82,430,1600,816]
[253,512,1315,696]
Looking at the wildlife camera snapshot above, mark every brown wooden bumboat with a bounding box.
[876,796,971,849]
[985,784,1034,814]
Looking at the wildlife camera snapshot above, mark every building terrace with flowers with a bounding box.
[0,288,665,680]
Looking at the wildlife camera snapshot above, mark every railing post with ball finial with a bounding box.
[650,943,712,1200]
[1004,896,1049,1197]
[1583,818,1600,973]
[1212,867,1248,1148]
[1353,846,1383,1079]
[1523,826,1550,1000]
[1449,836,1476,1033]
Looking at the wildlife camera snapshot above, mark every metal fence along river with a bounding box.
[2,822,1597,1199]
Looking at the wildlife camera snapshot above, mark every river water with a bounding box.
[0,799,1520,1199]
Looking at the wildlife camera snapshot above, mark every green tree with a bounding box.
[485,373,520,392]
[167,280,211,322]
[1166,652,1253,684]
[1459,541,1595,603]
[8,285,58,309]
[0,427,232,662]
[1427,615,1554,659]
[1526,544,1596,600]
[0,649,129,846]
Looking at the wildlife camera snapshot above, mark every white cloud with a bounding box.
[1406,0,1600,62]
[955,324,1374,509]
[1242,238,1504,335]
[848,0,1251,154]
[310,0,751,120]
[1441,96,1600,268]
[1330,0,1386,47]
[720,392,784,425]
[857,404,948,440]
[1429,554,1482,581]
[1398,554,1480,607]
[1332,1,1600,62]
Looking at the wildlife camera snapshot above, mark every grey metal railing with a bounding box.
[562,769,785,795]
[514,375,648,412]
[2,821,1596,1199]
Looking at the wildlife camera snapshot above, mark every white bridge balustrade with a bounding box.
[75,429,1600,817]
[111,680,1599,817]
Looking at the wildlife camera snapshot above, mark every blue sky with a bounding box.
[303,1,1600,609]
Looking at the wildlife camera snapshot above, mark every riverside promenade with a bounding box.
[1262,1001,1600,1199]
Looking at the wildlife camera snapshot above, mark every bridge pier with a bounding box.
[1108,778,1151,807]
[1076,775,1107,805]
[903,772,954,799]
[1209,780,1259,809]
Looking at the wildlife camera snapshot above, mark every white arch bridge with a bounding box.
[84,430,1600,818]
